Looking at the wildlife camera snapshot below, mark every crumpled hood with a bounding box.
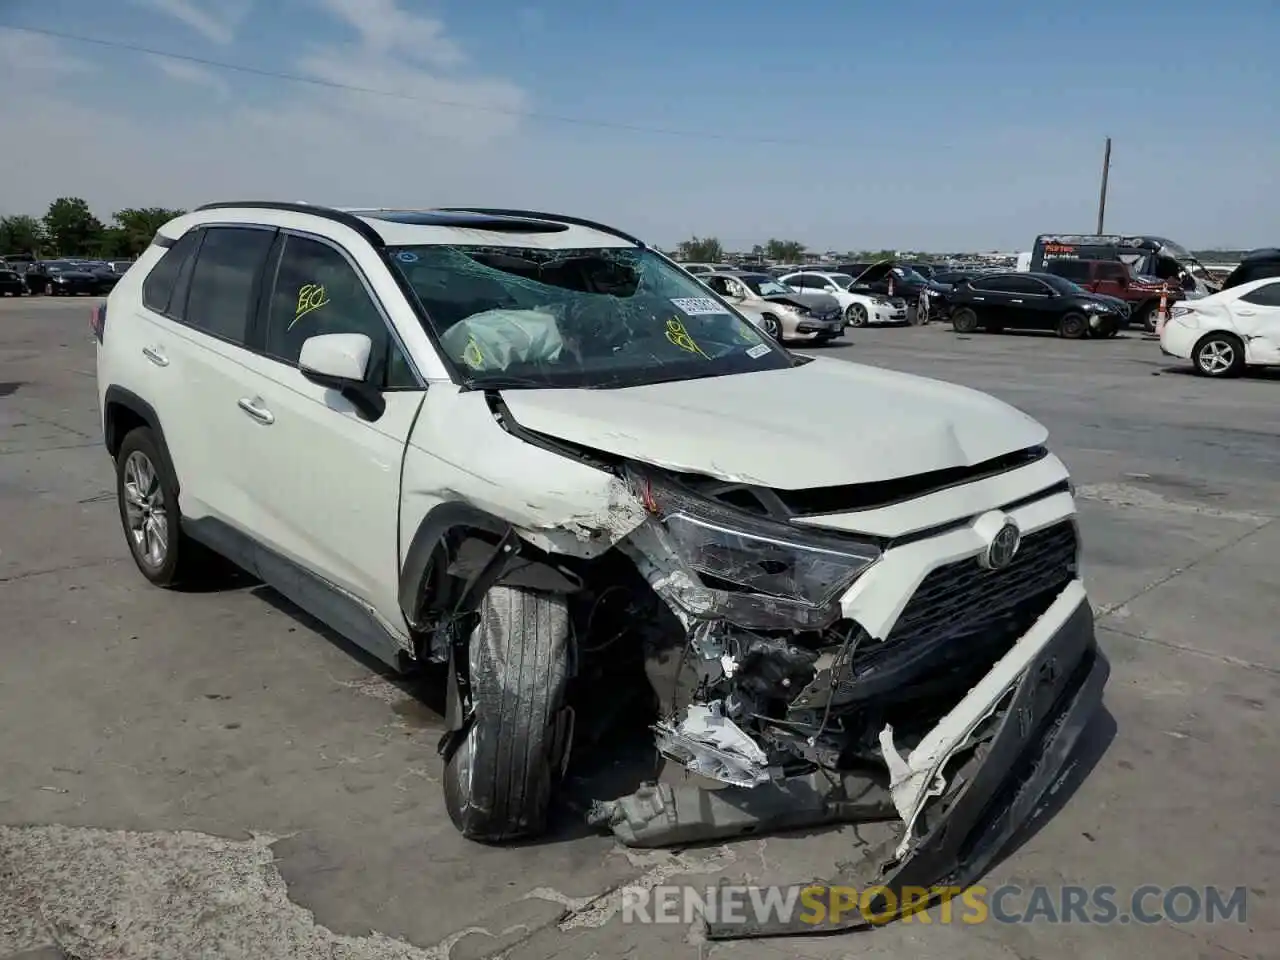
[765,290,840,313]
[500,357,1048,489]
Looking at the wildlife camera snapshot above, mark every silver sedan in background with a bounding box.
[699,270,844,343]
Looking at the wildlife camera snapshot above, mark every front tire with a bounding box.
[115,427,209,587]
[951,307,979,333]
[1058,313,1088,339]
[1192,332,1245,378]
[443,585,571,843]
[845,303,868,327]
[760,312,782,341]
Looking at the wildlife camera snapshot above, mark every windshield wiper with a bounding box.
[459,375,561,392]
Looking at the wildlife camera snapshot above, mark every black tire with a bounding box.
[951,307,979,333]
[845,303,868,327]
[1134,302,1157,333]
[760,313,782,341]
[443,585,571,842]
[115,427,210,587]
[1192,332,1246,378]
[1058,313,1088,339]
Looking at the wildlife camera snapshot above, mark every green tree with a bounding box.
[111,207,186,257]
[43,197,105,256]
[677,235,724,262]
[765,238,806,262]
[0,215,46,256]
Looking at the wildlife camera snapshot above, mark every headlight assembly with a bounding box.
[632,469,881,613]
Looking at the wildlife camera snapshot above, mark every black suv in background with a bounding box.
[1219,248,1280,291]
[945,272,1123,338]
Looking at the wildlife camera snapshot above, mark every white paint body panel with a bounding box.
[1160,276,1280,368]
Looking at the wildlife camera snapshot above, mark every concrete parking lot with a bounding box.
[0,298,1275,960]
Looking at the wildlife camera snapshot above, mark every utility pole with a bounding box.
[1096,137,1112,234]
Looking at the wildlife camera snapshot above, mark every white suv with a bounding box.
[95,203,1107,918]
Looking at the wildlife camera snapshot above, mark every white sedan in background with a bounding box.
[1160,276,1280,378]
[779,271,909,326]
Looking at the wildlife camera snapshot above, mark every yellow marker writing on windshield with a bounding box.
[290,283,329,330]
[665,316,709,358]
[462,336,485,369]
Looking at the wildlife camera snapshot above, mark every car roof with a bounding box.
[158,202,641,251]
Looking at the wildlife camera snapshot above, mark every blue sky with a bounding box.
[0,0,1275,251]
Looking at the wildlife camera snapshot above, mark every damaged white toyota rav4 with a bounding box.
[96,202,1108,938]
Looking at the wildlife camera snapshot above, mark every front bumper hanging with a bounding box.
[589,587,1109,940]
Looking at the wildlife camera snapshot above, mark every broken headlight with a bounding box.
[637,471,881,609]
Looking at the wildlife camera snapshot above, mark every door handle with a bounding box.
[142,346,169,367]
[1236,309,1256,316]
[237,397,275,425]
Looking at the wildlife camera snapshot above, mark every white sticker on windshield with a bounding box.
[671,297,729,316]
[746,343,771,359]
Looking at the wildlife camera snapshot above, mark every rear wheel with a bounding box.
[443,585,571,843]
[115,427,213,587]
[1192,332,1245,378]
[846,303,868,327]
[951,307,979,333]
[1134,302,1157,333]
[1058,313,1088,339]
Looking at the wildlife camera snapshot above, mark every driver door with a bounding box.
[228,231,426,627]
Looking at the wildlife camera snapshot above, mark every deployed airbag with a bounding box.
[440,308,565,372]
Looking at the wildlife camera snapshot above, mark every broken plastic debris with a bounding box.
[653,702,769,788]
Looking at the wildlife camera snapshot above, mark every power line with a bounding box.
[0,23,807,147]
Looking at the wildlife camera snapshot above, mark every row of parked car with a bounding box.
[0,258,133,297]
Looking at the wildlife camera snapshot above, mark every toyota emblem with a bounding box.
[981,520,1021,570]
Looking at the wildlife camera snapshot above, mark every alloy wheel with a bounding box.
[122,450,169,568]
[1197,339,1235,376]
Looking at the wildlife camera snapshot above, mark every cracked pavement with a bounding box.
[0,300,1275,959]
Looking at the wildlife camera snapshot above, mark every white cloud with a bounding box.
[132,0,253,45]
[149,56,230,99]
[0,2,533,219]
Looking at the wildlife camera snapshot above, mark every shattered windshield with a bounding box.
[741,275,793,297]
[391,245,793,388]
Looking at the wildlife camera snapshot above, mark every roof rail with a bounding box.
[194,200,387,248]
[434,208,643,246]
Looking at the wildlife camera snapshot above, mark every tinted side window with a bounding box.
[972,276,1017,293]
[1007,276,1049,295]
[1240,282,1280,307]
[1047,260,1088,281]
[703,276,730,296]
[264,235,416,388]
[788,275,813,288]
[142,231,200,315]
[185,228,275,344]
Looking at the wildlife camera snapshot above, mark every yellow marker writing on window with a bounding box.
[289,283,329,330]
[462,336,485,369]
[665,316,709,358]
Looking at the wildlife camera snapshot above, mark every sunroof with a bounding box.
[351,210,569,233]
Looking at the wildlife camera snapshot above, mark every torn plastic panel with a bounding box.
[592,464,1104,939]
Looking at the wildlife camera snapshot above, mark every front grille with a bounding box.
[885,520,1077,649]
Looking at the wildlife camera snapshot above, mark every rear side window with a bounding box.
[1240,282,1280,307]
[184,227,276,344]
[142,231,201,315]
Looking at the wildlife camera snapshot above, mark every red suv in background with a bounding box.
[1044,259,1181,332]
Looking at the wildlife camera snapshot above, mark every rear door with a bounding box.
[1232,281,1280,362]
[222,231,426,625]
[130,225,278,527]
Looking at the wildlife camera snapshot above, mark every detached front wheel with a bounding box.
[443,585,571,843]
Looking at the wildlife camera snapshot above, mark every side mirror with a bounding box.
[298,332,386,420]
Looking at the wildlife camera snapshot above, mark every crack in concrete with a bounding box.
[0,559,122,585]
[1075,481,1274,523]
[1093,516,1275,619]
[1099,624,1280,677]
